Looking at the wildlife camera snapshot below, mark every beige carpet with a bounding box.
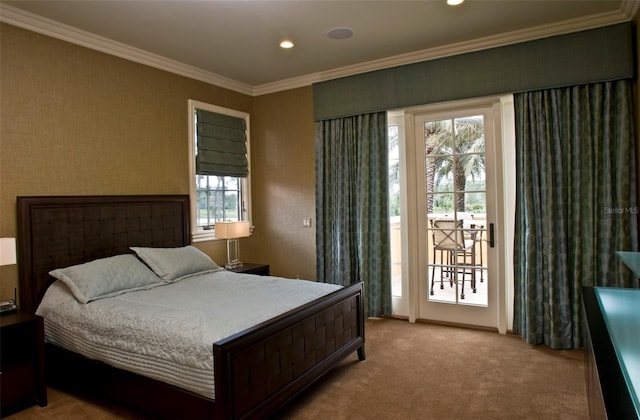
[275,318,588,420]
[7,318,588,420]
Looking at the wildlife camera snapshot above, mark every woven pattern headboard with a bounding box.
[17,195,190,313]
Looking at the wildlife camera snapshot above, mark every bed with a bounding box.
[17,195,365,419]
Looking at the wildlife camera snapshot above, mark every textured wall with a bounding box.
[251,88,317,281]
[0,23,263,299]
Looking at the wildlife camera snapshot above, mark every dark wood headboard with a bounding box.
[17,195,190,313]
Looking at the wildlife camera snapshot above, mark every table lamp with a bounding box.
[0,238,18,311]
[214,222,251,269]
[0,237,16,267]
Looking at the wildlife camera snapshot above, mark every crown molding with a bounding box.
[621,0,640,19]
[254,6,634,95]
[1,2,635,98]
[0,3,254,95]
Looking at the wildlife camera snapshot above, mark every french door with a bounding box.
[389,97,514,332]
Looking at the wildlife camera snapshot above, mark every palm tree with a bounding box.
[452,117,485,212]
[425,117,484,213]
[387,117,485,215]
[424,120,452,214]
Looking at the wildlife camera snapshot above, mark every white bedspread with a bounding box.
[36,270,341,399]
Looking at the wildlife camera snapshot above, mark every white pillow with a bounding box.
[49,254,163,304]
[130,245,220,282]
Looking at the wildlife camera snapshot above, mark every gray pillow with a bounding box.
[49,254,163,304]
[130,245,220,282]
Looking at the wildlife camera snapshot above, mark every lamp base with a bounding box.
[225,260,244,269]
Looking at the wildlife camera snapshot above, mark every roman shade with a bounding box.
[313,22,635,120]
[196,109,248,177]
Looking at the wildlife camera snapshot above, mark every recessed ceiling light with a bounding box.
[327,27,354,40]
[447,0,464,5]
[280,40,294,49]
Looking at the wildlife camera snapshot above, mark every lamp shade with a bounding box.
[214,221,251,239]
[0,237,17,266]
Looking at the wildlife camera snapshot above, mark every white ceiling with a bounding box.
[1,1,637,95]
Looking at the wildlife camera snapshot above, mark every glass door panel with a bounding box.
[389,97,513,330]
[388,123,402,298]
[388,113,409,317]
[414,101,503,330]
[424,115,488,306]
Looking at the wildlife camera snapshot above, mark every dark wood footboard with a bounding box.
[214,281,365,419]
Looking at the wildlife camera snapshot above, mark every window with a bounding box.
[188,100,251,242]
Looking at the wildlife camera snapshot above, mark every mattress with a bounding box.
[36,270,341,399]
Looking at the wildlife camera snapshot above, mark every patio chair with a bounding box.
[430,219,477,299]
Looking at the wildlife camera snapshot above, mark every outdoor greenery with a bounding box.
[388,125,401,217]
[388,116,486,218]
[196,175,240,227]
[424,116,485,213]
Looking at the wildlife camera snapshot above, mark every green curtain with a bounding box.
[513,80,638,349]
[315,112,392,317]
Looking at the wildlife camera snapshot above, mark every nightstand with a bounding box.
[227,263,270,276]
[0,312,47,417]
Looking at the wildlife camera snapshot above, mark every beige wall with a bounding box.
[251,88,317,280]
[1,23,317,301]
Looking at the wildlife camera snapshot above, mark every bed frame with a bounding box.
[17,195,365,419]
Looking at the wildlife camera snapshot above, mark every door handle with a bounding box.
[489,223,495,248]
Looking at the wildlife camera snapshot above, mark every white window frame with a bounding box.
[188,99,252,242]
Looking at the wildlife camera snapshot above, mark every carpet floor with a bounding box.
[276,318,588,420]
[6,318,589,420]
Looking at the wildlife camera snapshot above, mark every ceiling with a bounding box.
[1,0,637,95]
